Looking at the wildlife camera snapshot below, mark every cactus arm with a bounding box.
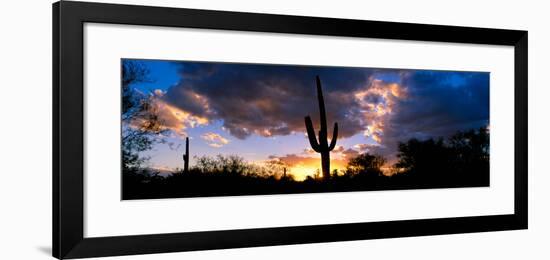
[328,122,338,151]
[304,116,321,152]
[315,76,327,132]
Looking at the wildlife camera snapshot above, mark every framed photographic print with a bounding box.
[53,1,528,259]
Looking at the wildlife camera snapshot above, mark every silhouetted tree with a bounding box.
[448,127,490,184]
[395,138,450,183]
[345,153,386,178]
[121,60,166,170]
[122,60,151,118]
[193,154,261,177]
[395,127,489,186]
[449,127,489,163]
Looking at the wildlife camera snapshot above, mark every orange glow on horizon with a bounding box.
[287,158,347,181]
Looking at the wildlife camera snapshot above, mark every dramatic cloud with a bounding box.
[352,78,408,144]
[341,148,359,159]
[200,132,230,148]
[332,145,345,153]
[162,62,374,139]
[353,143,379,152]
[371,71,490,160]
[127,90,209,137]
[150,61,488,160]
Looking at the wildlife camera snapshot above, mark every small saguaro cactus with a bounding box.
[182,137,189,172]
[304,76,339,180]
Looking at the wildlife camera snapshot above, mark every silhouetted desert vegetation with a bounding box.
[122,127,489,200]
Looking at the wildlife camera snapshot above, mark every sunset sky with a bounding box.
[123,59,489,181]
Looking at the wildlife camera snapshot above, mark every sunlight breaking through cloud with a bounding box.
[154,99,209,136]
[127,89,210,137]
[200,132,230,148]
[353,78,408,146]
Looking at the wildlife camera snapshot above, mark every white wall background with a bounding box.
[0,0,547,259]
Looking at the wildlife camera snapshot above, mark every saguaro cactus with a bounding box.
[304,76,339,180]
[182,137,189,172]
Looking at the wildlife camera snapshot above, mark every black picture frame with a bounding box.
[53,1,528,259]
